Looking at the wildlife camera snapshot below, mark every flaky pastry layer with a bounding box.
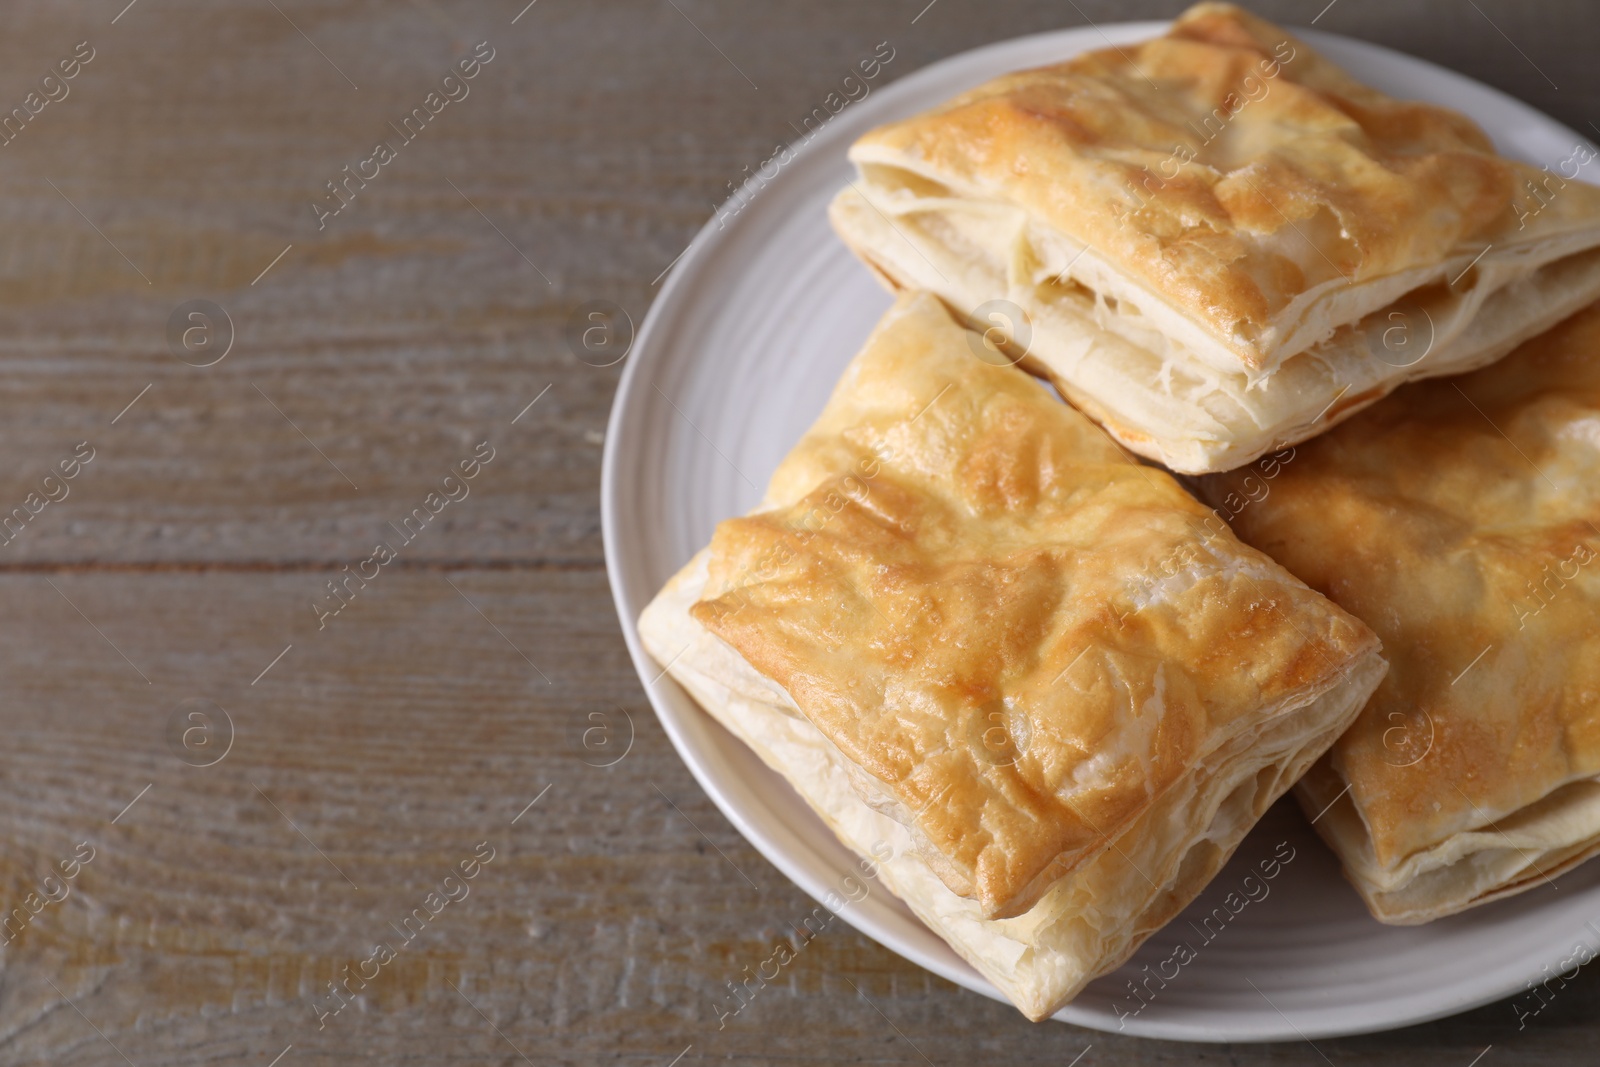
[638,293,1386,1016]
[832,2,1600,472]
[832,187,1600,474]
[680,293,1381,918]
[1202,301,1600,924]
[641,553,1383,1018]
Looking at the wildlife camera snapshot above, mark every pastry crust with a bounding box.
[640,292,1386,1016]
[1201,301,1600,924]
[832,2,1600,472]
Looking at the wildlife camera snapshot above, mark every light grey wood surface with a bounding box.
[0,0,1597,1063]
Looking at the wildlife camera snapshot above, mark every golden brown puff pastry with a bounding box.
[639,292,1386,1018]
[831,2,1600,473]
[1201,300,1600,925]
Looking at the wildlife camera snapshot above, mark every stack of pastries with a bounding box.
[640,2,1600,1021]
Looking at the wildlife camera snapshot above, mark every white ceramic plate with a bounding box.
[602,21,1600,1042]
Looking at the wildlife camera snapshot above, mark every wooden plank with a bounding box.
[0,573,1580,1066]
[0,0,1591,567]
[0,0,1593,1063]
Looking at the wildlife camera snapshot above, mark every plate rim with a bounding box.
[601,18,1599,1043]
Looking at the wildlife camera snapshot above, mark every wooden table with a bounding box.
[1,1,1595,1063]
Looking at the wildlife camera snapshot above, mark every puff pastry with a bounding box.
[831,2,1600,473]
[1202,301,1600,924]
[639,293,1385,1018]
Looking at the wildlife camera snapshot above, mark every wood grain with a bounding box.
[0,0,1596,1063]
